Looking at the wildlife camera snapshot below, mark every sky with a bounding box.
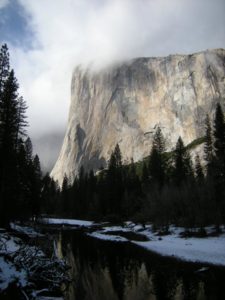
[0,0,225,170]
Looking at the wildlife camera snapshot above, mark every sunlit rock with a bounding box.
[51,49,225,185]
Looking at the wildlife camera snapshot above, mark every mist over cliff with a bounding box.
[51,49,225,185]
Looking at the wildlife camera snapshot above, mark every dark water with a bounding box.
[57,230,225,300]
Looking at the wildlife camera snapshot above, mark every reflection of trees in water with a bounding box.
[152,269,177,300]
[181,273,200,299]
[59,232,145,300]
[57,231,225,300]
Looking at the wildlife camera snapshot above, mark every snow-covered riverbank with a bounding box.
[132,226,225,267]
[0,224,68,299]
[43,218,225,267]
[0,231,27,291]
[92,223,225,266]
[42,217,94,227]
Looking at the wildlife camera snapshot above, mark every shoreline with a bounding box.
[41,218,225,267]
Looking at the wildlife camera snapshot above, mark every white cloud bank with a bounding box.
[7,0,225,138]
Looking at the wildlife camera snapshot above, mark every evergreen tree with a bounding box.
[149,146,161,183]
[213,103,225,179]
[127,158,139,187]
[153,126,165,153]
[31,154,42,218]
[61,174,69,215]
[25,137,33,162]
[148,127,166,187]
[87,170,97,194]
[78,166,87,216]
[41,173,59,215]
[16,139,31,219]
[0,44,10,221]
[195,154,204,182]
[109,143,122,170]
[85,170,98,217]
[0,70,20,153]
[107,144,123,215]
[0,43,10,94]
[0,70,21,225]
[212,103,225,225]
[0,44,39,226]
[123,158,141,217]
[141,162,149,184]
[16,96,28,142]
[173,137,193,186]
[204,114,214,176]
[15,138,42,220]
[17,138,33,218]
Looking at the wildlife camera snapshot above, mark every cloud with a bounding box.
[0,0,9,10]
[6,0,225,142]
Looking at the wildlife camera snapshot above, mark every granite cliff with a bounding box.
[51,49,225,185]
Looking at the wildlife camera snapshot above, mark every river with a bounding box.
[54,230,225,300]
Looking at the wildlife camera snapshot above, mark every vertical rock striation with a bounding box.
[51,49,225,185]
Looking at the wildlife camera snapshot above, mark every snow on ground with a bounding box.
[0,232,27,291]
[0,228,68,297]
[10,222,44,237]
[133,232,225,266]
[0,232,20,255]
[87,223,145,242]
[0,256,27,291]
[36,297,63,300]
[102,224,146,233]
[32,289,64,300]
[87,231,128,242]
[39,217,225,266]
[99,223,225,266]
[101,226,130,233]
[42,218,93,227]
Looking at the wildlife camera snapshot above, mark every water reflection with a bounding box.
[57,231,225,300]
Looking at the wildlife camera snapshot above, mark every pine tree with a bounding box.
[195,154,204,182]
[0,44,10,94]
[128,159,138,185]
[0,70,21,225]
[16,139,30,219]
[31,155,42,218]
[108,143,122,170]
[173,137,193,186]
[41,174,59,215]
[0,70,19,153]
[149,146,161,182]
[148,127,166,187]
[204,114,214,176]
[0,44,37,226]
[213,103,225,179]
[88,170,97,193]
[85,170,98,216]
[15,138,42,220]
[124,158,141,216]
[141,162,149,183]
[0,44,10,225]
[25,137,33,162]
[61,174,69,215]
[16,96,28,143]
[212,103,225,226]
[107,143,123,215]
[153,126,165,153]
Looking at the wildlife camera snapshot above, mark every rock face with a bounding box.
[51,49,225,185]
